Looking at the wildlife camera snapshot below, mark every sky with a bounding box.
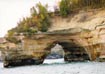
[0,0,60,37]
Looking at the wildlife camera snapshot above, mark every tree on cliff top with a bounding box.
[59,0,71,17]
[7,0,105,38]
[8,2,51,36]
[36,3,51,32]
[59,0,105,17]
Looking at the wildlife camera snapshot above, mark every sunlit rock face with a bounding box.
[20,24,105,62]
[49,9,105,31]
[1,24,105,67]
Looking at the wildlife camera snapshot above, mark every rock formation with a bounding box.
[1,9,105,67]
[1,24,105,67]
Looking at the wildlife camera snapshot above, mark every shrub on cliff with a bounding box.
[6,37,21,44]
[72,0,105,8]
[36,3,51,32]
[59,0,105,14]
[59,0,71,17]
[14,3,51,34]
[7,0,105,37]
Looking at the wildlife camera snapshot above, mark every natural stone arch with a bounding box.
[43,40,90,63]
[1,28,103,67]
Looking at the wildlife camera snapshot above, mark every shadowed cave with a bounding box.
[43,44,65,64]
[43,41,90,63]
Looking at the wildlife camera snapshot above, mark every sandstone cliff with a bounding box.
[49,9,105,31]
[1,9,105,67]
[48,9,105,60]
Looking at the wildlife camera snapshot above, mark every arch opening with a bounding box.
[43,41,90,63]
[43,44,65,64]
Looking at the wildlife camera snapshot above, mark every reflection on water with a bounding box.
[0,59,105,74]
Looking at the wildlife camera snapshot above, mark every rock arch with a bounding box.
[43,40,90,62]
[2,28,104,67]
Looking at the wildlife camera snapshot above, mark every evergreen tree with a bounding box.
[59,0,71,17]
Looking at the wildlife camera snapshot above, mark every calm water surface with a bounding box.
[0,59,105,74]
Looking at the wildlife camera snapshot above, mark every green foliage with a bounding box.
[7,2,51,39]
[8,30,15,37]
[7,28,21,44]
[30,6,37,16]
[71,0,105,9]
[59,0,71,17]
[7,0,105,38]
[36,3,51,32]
[17,19,28,33]
[6,37,21,44]
[13,2,51,34]
[59,0,105,16]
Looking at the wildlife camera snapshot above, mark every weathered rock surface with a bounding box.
[49,9,105,31]
[1,24,105,67]
[1,9,105,67]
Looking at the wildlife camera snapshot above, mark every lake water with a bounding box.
[0,59,105,74]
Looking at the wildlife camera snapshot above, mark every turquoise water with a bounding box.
[0,59,105,74]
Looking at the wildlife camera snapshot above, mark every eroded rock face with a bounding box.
[1,25,105,67]
[49,9,105,31]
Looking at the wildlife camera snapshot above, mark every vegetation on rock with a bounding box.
[8,3,51,37]
[7,3,51,43]
[59,0,105,17]
[59,0,71,17]
[7,0,105,41]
